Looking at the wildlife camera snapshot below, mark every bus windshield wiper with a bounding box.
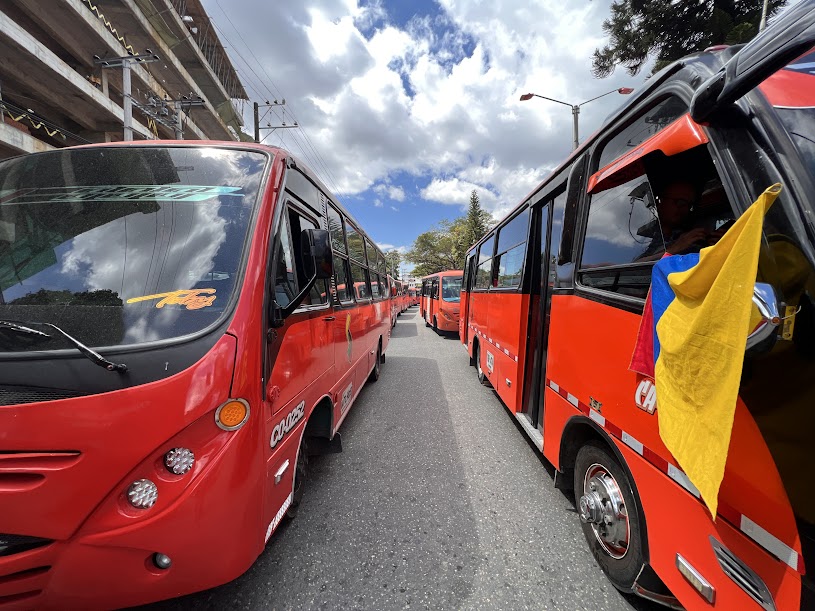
[0,320,128,373]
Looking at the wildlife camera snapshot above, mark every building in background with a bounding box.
[0,0,248,160]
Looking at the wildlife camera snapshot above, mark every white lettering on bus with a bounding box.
[270,400,306,449]
[634,379,657,414]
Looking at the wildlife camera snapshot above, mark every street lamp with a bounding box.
[520,87,634,150]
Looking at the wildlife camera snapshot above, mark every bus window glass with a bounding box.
[496,209,529,254]
[597,97,688,170]
[327,205,346,254]
[496,244,525,288]
[364,238,375,267]
[441,276,462,302]
[273,215,297,308]
[0,147,265,351]
[346,223,365,263]
[478,235,495,264]
[371,272,382,299]
[582,175,662,267]
[350,262,369,299]
[475,260,492,289]
[287,208,329,306]
[334,257,352,302]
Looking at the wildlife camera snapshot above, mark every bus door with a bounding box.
[522,157,583,439]
[521,200,551,433]
[460,253,475,344]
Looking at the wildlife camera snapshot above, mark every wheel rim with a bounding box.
[579,463,630,559]
[476,346,483,377]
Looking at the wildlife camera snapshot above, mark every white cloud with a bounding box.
[204,0,651,221]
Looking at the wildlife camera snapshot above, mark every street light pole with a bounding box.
[520,87,634,150]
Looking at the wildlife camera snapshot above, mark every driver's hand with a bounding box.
[667,228,707,254]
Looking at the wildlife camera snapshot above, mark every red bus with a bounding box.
[408,286,419,307]
[0,141,391,608]
[420,270,463,333]
[461,12,815,611]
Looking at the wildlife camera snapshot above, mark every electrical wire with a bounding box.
[210,1,346,199]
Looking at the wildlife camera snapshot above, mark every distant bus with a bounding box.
[420,270,463,333]
[0,141,391,608]
[408,286,419,306]
[460,13,815,611]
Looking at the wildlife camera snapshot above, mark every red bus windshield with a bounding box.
[441,275,462,302]
[0,146,265,352]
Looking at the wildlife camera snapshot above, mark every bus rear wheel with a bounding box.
[574,441,644,592]
[475,343,490,387]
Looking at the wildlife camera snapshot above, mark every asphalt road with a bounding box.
[141,308,659,611]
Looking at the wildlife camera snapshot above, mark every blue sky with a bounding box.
[198,0,655,275]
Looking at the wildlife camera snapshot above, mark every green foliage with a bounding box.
[406,190,495,276]
[592,0,788,78]
[384,250,402,279]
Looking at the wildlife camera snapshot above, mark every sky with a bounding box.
[195,1,661,274]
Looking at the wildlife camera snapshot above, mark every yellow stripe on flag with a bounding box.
[655,184,782,517]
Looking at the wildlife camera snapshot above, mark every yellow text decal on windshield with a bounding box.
[127,289,216,310]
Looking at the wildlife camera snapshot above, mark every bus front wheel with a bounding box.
[573,441,644,592]
[286,433,308,520]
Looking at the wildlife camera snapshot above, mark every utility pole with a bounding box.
[253,99,298,143]
[94,51,160,141]
[172,95,205,139]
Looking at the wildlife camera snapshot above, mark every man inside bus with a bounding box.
[636,180,726,261]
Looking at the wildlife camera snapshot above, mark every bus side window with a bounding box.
[495,208,530,289]
[474,235,495,290]
[286,207,329,307]
[273,211,298,308]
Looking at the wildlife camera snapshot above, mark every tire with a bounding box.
[285,433,308,519]
[433,316,438,333]
[475,343,491,387]
[368,341,382,382]
[573,441,644,592]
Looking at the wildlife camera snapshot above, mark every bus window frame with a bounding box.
[573,87,697,312]
[472,234,497,292]
[492,207,532,292]
[283,199,332,314]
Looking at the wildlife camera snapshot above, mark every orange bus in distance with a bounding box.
[420,270,463,333]
[461,12,815,611]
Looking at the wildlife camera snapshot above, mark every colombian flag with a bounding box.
[630,184,781,517]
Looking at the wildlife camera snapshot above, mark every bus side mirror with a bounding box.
[746,283,781,353]
[301,228,333,280]
[272,229,333,326]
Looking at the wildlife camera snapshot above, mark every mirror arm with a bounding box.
[270,271,319,327]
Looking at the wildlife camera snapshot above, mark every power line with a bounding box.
[210,1,346,199]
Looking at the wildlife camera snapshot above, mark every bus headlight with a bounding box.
[127,479,158,508]
[164,448,195,475]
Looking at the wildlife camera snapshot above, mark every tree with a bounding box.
[384,250,402,279]
[592,0,789,78]
[405,221,460,277]
[464,190,492,249]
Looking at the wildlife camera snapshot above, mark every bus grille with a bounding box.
[710,537,776,611]
[0,534,52,557]
[0,385,86,406]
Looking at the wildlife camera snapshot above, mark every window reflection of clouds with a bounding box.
[0,148,265,350]
[583,177,659,266]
